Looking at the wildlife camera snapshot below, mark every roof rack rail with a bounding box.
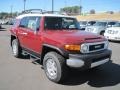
[21,9,45,14]
[20,9,67,15]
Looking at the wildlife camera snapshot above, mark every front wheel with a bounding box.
[11,39,22,58]
[43,52,68,83]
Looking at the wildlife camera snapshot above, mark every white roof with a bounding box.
[16,13,75,19]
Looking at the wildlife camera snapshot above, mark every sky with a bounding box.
[0,0,120,13]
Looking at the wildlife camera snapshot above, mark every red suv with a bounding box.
[10,12,112,83]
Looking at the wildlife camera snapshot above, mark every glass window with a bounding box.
[93,22,107,26]
[27,17,41,31]
[19,17,28,28]
[113,22,120,27]
[19,16,41,31]
[44,17,80,30]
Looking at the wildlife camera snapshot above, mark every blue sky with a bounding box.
[0,0,120,13]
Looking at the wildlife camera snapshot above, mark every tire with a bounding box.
[11,39,22,58]
[43,52,68,83]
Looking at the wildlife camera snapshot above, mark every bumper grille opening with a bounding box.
[92,55,110,63]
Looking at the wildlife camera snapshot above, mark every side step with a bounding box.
[22,50,41,64]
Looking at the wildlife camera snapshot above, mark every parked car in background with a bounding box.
[104,22,120,41]
[87,20,96,26]
[79,20,96,30]
[79,21,87,30]
[107,21,118,28]
[5,19,15,25]
[85,20,117,35]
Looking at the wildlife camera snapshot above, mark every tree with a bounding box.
[60,6,80,15]
[0,12,18,19]
[106,11,114,14]
[90,9,95,14]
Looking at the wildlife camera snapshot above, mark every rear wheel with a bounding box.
[43,52,68,83]
[11,39,22,58]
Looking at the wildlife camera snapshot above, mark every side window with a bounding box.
[19,17,28,28]
[27,17,41,31]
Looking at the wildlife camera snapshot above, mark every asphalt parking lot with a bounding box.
[0,25,120,90]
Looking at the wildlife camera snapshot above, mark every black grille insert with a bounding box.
[89,43,104,51]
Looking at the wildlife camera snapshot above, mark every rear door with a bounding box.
[24,16,42,53]
[17,17,29,48]
[18,16,42,54]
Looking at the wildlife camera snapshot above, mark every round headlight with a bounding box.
[80,44,89,53]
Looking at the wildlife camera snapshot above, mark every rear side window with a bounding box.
[19,17,28,28]
[27,17,41,31]
[19,16,41,31]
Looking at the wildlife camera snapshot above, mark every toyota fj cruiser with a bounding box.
[10,10,112,83]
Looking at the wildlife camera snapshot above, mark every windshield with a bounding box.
[113,22,120,27]
[87,21,96,26]
[79,21,87,25]
[44,17,80,30]
[93,22,107,26]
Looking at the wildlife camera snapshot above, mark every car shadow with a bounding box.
[0,27,6,31]
[62,61,120,87]
[109,40,120,43]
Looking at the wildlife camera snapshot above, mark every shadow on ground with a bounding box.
[62,61,120,87]
[0,27,6,31]
[19,56,120,87]
[109,40,120,43]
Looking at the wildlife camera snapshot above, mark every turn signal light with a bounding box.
[64,45,80,51]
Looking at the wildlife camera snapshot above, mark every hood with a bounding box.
[87,26,103,29]
[107,27,120,31]
[43,30,105,45]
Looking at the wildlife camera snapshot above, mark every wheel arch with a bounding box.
[40,44,68,64]
[11,35,20,46]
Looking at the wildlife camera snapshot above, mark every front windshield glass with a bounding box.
[87,21,96,26]
[113,22,120,27]
[93,22,107,26]
[80,21,87,25]
[44,17,80,30]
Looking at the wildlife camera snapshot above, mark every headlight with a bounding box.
[64,45,80,51]
[80,44,89,53]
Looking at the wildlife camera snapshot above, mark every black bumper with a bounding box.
[68,49,112,69]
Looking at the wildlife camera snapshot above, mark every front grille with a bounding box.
[89,43,104,51]
[80,41,107,54]
[107,30,118,34]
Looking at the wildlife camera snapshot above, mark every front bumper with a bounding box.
[105,35,120,41]
[66,49,112,69]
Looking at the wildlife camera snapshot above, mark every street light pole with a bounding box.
[79,0,82,15]
[24,0,26,11]
[11,5,13,18]
[52,0,54,13]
